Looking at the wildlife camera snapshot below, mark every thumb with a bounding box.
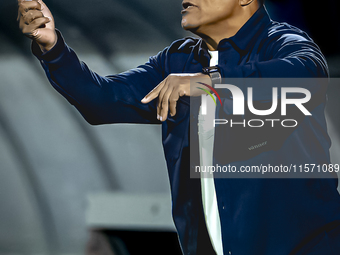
[39,0,55,29]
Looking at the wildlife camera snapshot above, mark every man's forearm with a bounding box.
[32,30,162,125]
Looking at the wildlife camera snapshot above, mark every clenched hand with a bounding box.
[17,0,57,53]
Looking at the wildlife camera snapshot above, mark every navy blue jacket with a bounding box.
[32,6,340,255]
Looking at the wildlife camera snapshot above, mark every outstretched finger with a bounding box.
[141,80,165,103]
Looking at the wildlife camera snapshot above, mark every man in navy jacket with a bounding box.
[18,0,340,254]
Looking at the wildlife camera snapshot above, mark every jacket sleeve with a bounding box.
[32,30,166,125]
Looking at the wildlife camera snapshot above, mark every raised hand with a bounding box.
[17,0,57,52]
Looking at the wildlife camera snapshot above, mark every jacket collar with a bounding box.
[196,5,271,56]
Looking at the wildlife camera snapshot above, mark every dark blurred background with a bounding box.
[0,1,339,255]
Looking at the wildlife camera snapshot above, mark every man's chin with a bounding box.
[181,21,198,32]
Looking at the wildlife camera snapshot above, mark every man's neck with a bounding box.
[197,4,261,51]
